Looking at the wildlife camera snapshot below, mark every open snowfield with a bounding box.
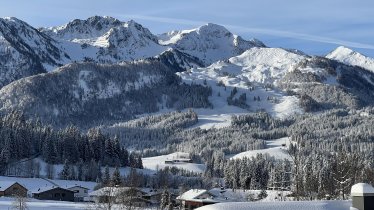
[229,137,291,160]
[196,200,352,210]
[0,197,87,210]
[142,152,206,173]
[0,197,157,210]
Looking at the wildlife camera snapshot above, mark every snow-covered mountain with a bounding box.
[177,47,374,124]
[1,15,374,130]
[0,16,267,88]
[43,16,167,62]
[0,17,66,87]
[326,46,374,72]
[159,23,265,66]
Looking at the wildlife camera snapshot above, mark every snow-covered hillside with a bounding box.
[159,23,265,65]
[229,137,291,160]
[327,46,374,72]
[142,152,206,173]
[177,47,306,126]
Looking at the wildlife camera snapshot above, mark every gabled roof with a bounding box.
[31,186,73,194]
[0,181,26,191]
[177,189,211,200]
[65,185,90,190]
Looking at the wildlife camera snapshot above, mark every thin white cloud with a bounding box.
[227,25,374,50]
[118,14,374,50]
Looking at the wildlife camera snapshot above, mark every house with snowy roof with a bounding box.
[32,186,74,202]
[89,187,157,207]
[65,185,90,202]
[177,189,221,210]
[0,181,27,197]
[351,183,374,210]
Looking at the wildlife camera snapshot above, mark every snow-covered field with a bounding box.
[0,197,87,210]
[196,200,352,210]
[229,137,291,160]
[142,152,206,173]
[0,197,157,210]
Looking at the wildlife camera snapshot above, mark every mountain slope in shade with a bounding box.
[0,61,212,128]
[326,46,374,72]
[0,17,67,87]
[159,23,265,66]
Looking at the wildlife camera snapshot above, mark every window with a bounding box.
[55,193,60,197]
[62,193,65,197]
[84,190,88,193]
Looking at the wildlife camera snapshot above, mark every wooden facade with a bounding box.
[0,182,27,197]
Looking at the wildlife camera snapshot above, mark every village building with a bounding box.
[65,185,90,202]
[177,189,220,210]
[164,152,193,164]
[0,181,27,197]
[140,188,162,204]
[32,186,75,202]
[351,183,374,210]
[89,187,162,207]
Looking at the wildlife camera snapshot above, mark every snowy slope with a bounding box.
[196,200,351,210]
[159,23,265,65]
[177,47,305,128]
[142,152,206,173]
[326,46,374,72]
[229,137,291,160]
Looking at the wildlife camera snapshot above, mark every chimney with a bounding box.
[351,183,374,210]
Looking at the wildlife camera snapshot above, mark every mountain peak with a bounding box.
[329,46,355,56]
[196,23,231,35]
[327,46,374,72]
[158,23,265,66]
[43,15,123,40]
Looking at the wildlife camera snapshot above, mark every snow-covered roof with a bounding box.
[65,185,90,190]
[31,186,72,194]
[177,189,209,200]
[0,181,24,191]
[351,183,374,196]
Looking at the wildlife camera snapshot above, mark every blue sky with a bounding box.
[1,0,373,56]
